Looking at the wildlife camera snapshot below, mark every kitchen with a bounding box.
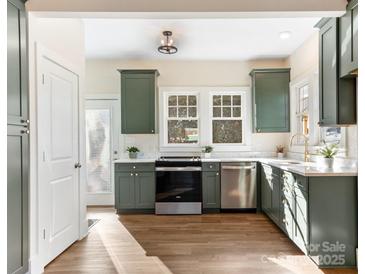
[85,12,357,273]
[5,1,360,274]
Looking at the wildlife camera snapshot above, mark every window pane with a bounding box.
[85,109,111,193]
[213,107,221,117]
[222,95,231,106]
[188,96,197,106]
[178,96,187,106]
[321,127,341,144]
[213,95,221,106]
[232,107,241,117]
[168,120,198,143]
[168,96,177,106]
[233,95,241,106]
[168,107,177,117]
[213,120,242,143]
[188,107,197,117]
[178,107,187,117]
[223,107,231,117]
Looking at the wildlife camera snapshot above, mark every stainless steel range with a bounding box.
[155,156,202,214]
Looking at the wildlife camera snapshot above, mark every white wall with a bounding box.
[28,15,87,273]
[85,59,291,156]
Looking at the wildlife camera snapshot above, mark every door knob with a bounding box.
[21,129,30,134]
[74,163,82,168]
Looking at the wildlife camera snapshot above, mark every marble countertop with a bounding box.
[113,157,357,177]
[113,158,156,163]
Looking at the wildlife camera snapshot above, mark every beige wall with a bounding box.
[85,59,287,93]
[285,32,319,81]
[28,15,87,273]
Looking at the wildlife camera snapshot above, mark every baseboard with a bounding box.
[29,255,44,274]
[79,218,89,240]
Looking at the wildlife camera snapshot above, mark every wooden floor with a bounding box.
[45,207,357,274]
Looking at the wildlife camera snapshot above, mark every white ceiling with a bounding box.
[84,18,320,60]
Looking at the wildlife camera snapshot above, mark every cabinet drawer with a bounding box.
[202,162,220,171]
[115,163,155,172]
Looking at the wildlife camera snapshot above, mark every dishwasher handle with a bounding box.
[221,165,256,170]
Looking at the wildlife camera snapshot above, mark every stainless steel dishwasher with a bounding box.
[221,162,257,209]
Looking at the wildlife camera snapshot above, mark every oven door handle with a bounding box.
[155,167,202,172]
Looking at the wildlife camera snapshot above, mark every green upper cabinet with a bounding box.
[250,68,290,133]
[118,70,159,134]
[339,0,358,78]
[316,18,356,126]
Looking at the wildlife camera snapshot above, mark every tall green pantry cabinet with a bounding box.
[7,0,29,273]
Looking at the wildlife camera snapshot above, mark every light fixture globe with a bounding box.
[158,31,178,54]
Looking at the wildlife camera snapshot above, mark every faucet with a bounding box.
[290,133,310,162]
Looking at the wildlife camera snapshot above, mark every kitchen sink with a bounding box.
[277,161,302,165]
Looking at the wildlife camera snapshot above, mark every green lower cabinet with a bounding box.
[135,172,155,209]
[271,176,280,225]
[293,187,308,254]
[115,163,155,213]
[308,176,357,267]
[261,165,357,268]
[202,171,221,210]
[116,172,135,209]
[279,171,295,238]
[260,164,272,214]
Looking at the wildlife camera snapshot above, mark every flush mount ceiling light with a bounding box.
[279,31,292,40]
[158,31,178,54]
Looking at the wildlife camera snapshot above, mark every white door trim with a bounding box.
[34,43,87,270]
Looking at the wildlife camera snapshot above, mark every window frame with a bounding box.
[208,90,248,149]
[159,87,251,152]
[160,90,201,149]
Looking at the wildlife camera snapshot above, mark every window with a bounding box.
[290,72,320,147]
[160,87,250,151]
[294,84,309,144]
[166,94,199,144]
[211,94,243,144]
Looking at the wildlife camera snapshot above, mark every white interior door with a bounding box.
[85,99,119,206]
[38,56,79,265]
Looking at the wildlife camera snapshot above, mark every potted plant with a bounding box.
[276,145,285,158]
[202,145,213,158]
[318,142,338,169]
[126,146,140,159]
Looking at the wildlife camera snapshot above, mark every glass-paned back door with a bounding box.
[85,99,119,205]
